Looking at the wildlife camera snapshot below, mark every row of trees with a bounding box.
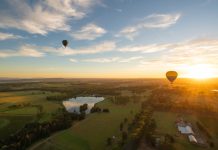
[79,104,88,113]
[106,117,129,147]
[130,109,156,147]
[0,110,85,150]
[46,95,69,101]
[196,121,212,139]
[90,106,110,113]
[111,96,130,105]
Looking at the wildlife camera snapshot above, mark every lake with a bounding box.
[63,97,104,113]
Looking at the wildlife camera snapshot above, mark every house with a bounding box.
[178,125,194,134]
[176,119,199,144]
[188,135,198,143]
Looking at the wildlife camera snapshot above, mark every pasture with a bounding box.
[0,91,64,139]
[31,99,142,150]
[0,116,35,139]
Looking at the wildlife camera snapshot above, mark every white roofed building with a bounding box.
[178,125,194,135]
[188,135,198,143]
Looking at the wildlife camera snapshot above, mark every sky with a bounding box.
[0,0,218,78]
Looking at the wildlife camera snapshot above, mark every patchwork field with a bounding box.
[0,116,35,139]
[1,80,218,150]
[30,99,142,150]
[0,91,64,139]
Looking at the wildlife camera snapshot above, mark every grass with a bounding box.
[198,116,218,137]
[0,115,35,139]
[35,131,90,150]
[0,91,64,140]
[154,111,179,135]
[32,99,142,150]
[2,107,38,115]
[197,115,218,148]
[0,91,63,119]
[0,118,10,128]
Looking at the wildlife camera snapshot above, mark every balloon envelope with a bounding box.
[166,71,178,84]
[62,40,68,47]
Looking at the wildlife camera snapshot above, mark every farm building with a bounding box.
[178,125,194,134]
[188,135,198,143]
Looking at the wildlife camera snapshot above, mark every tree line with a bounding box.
[0,109,85,150]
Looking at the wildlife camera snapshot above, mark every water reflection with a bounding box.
[63,97,104,113]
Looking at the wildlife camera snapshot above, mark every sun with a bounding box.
[186,64,215,79]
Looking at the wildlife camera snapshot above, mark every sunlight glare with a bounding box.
[186,64,215,79]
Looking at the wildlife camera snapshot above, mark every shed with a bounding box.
[178,125,194,134]
[188,135,197,143]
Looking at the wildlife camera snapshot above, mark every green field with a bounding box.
[2,81,218,150]
[198,116,218,138]
[0,91,63,116]
[0,115,36,139]
[0,91,64,139]
[0,118,10,128]
[2,107,38,115]
[31,99,141,150]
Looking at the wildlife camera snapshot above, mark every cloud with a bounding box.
[119,38,218,57]
[0,0,101,35]
[115,9,123,12]
[143,13,181,28]
[117,13,181,40]
[52,41,116,55]
[119,43,171,53]
[0,32,23,40]
[118,56,143,62]
[0,40,116,58]
[0,45,44,58]
[82,56,143,63]
[163,38,218,65]
[71,23,107,40]
[114,38,218,74]
[132,38,218,70]
[83,57,120,63]
[69,58,78,62]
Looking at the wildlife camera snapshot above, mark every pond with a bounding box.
[63,97,104,113]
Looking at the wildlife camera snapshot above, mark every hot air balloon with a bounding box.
[62,40,68,48]
[166,71,178,84]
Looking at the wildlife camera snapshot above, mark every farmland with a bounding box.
[31,99,142,150]
[0,90,64,139]
[1,79,218,150]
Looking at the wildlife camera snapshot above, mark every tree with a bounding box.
[103,108,110,113]
[78,112,86,120]
[159,143,175,150]
[113,96,130,105]
[120,123,124,131]
[79,103,88,113]
[107,137,112,146]
[90,106,101,113]
[209,141,214,148]
[128,123,132,131]
[149,119,156,132]
[124,118,128,123]
[122,131,128,142]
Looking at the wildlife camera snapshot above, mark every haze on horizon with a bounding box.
[0,0,218,79]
